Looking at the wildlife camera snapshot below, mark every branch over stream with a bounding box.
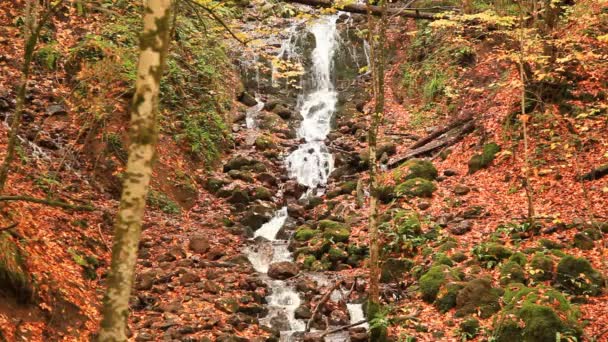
[284,0,444,20]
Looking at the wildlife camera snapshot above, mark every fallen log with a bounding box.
[320,319,367,338]
[408,115,473,150]
[579,164,608,181]
[284,0,443,20]
[388,119,475,168]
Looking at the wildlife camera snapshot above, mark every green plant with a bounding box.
[34,43,62,70]
[147,190,181,215]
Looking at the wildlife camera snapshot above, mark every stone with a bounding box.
[444,169,457,177]
[238,91,257,107]
[294,305,312,319]
[449,220,472,235]
[267,261,299,280]
[417,200,431,210]
[349,327,368,342]
[215,298,239,314]
[454,184,471,196]
[455,278,502,318]
[272,104,293,120]
[180,272,200,285]
[188,236,210,254]
[394,178,437,198]
[135,271,156,291]
[207,246,225,260]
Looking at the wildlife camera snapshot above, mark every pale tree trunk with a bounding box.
[366,1,387,340]
[98,1,172,341]
[0,0,63,194]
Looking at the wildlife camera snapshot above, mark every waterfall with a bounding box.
[286,15,339,193]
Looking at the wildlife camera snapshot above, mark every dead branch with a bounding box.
[0,222,18,232]
[306,279,343,332]
[182,0,247,45]
[0,196,95,211]
[320,319,367,338]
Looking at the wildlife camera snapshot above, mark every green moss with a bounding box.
[555,255,604,296]
[308,238,331,257]
[253,186,272,200]
[327,247,348,262]
[472,242,512,268]
[254,135,275,151]
[459,318,480,340]
[573,232,594,250]
[319,220,350,243]
[500,261,526,285]
[420,265,449,302]
[435,282,464,313]
[452,251,468,263]
[0,232,34,302]
[433,253,454,267]
[394,159,438,181]
[294,226,318,242]
[455,278,502,318]
[468,142,500,174]
[301,255,316,269]
[508,252,527,266]
[147,190,181,214]
[494,284,581,342]
[394,178,437,198]
[538,238,565,250]
[529,252,554,281]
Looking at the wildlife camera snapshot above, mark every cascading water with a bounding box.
[245,14,365,341]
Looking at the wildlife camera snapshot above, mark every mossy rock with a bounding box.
[254,135,275,151]
[394,178,437,198]
[394,159,438,182]
[500,261,526,285]
[455,278,503,318]
[0,232,35,302]
[301,255,316,269]
[538,238,565,250]
[227,170,254,182]
[582,228,603,240]
[433,253,454,267]
[373,184,395,204]
[310,259,331,271]
[468,142,500,174]
[554,255,604,296]
[380,258,414,283]
[294,226,318,242]
[204,177,227,193]
[472,242,512,268]
[508,252,527,266]
[438,239,458,252]
[339,181,357,194]
[393,210,422,236]
[529,252,554,281]
[308,238,331,257]
[318,220,350,242]
[223,156,255,172]
[452,251,468,263]
[327,247,348,262]
[435,282,464,313]
[419,265,461,303]
[494,284,581,342]
[305,196,323,210]
[459,318,480,340]
[572,232,594,250]
[253,186,272,200]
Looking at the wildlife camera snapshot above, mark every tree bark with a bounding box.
[284,0,441,20]
[97,1,172,341]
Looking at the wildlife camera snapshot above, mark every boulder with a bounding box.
[188,236,210,254]
[468,142,500,174]
[268,261,299,280]
[449,220,472,235]
[394,178,437,198]
[455,278,502,318]
[453,184,470,195]
[318,220,350,242]
[554,255,603,296]
[238,91,257,107]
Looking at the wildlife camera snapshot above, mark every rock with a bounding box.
[294,305,312,319]
[394,178,437,198]
[420,265,452,302]
[455,278,502,318]
[215,298,239,314]
[198,280,221,294]
[329,309,349,325]
[228,188,250,204]
[395,159,438,181]
[295,277,318,294]
[207,246,225,260]
[227,313,257,331]
[472,242,512,268]
[267,261,299,280]
[444,169,457,177]
[254,135,276,151]
[380,258,413,283]
[417,200,431,210]
[555,255,603,296]
[449,220,472,235]
[228,170,254,182]
[319,220,350,242]
[272,104,293,120]
[453,184,471,196]
[349,327,368,342]
[573,231,595,250]
[529,252,554,281]
[302,332,324,342]
[223,156,255,172]
[241,204,274,230]
[188,236,210,254]
[180,272,200,285]
[135,271,156,291]
[269,312,291,331]
[294,226,318,241]
[459,318,480,340]
[500,260,526,285]
[238,91,257,107]
[252,186,272,200]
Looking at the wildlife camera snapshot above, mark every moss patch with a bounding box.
[554,255,604,296]
[394,159,438,182]
[468,142,500,174]
[455,278,502,318]
[394,178,437,198]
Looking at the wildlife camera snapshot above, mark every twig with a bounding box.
[306,279,343,332]
[182,0,247,45]
[0,196,95,211]
[320,319,367,337]
[0,222,18,232]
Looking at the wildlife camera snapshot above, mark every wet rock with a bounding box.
[454,184,471,196]
[238,91,257,107]
[295,277,318,294]
[269,312,291,331]
[272,104,293,120]
[349,327,368,342]
[449,220,472,235]
[241,204,274,230]
[287,204,305,219]
[267,261,299,279]
[188,235,210,254]
[294,305,312,319]
[215,298,240,314]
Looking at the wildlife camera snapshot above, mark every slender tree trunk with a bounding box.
[367,1,387,340]
[0,0,63,194]
[98,1,172,341]
[518,4,535,225]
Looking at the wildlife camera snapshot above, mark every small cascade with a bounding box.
[246,97,265,129]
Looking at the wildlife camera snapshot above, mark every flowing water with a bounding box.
[245,14,365,341]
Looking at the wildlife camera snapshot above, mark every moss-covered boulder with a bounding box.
[307,237,331,258]
[554,255,604,296]
[529,252,554,281]
[394,159,438,182]
[500,261,526,285]
[493,284,581,342]
[433,253,454,267]
[455,278,502,318]
[435,282,464,313]
[380,258,414,283]
[419,265,462,303]
[327,247,348,262]
[468,142,500,174]
[254,135,275,151]
[0,232,34,302]
[394,178,437,198]
[572,231,595,250]
[319,220,350,242]
[252,186,272,200]
[294,226,318,242]
[472,242,512,268]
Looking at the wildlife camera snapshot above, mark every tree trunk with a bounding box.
[284,0,440,20]
[366,1,387,341]
[0,0,63,194]
[97,1,172,341]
